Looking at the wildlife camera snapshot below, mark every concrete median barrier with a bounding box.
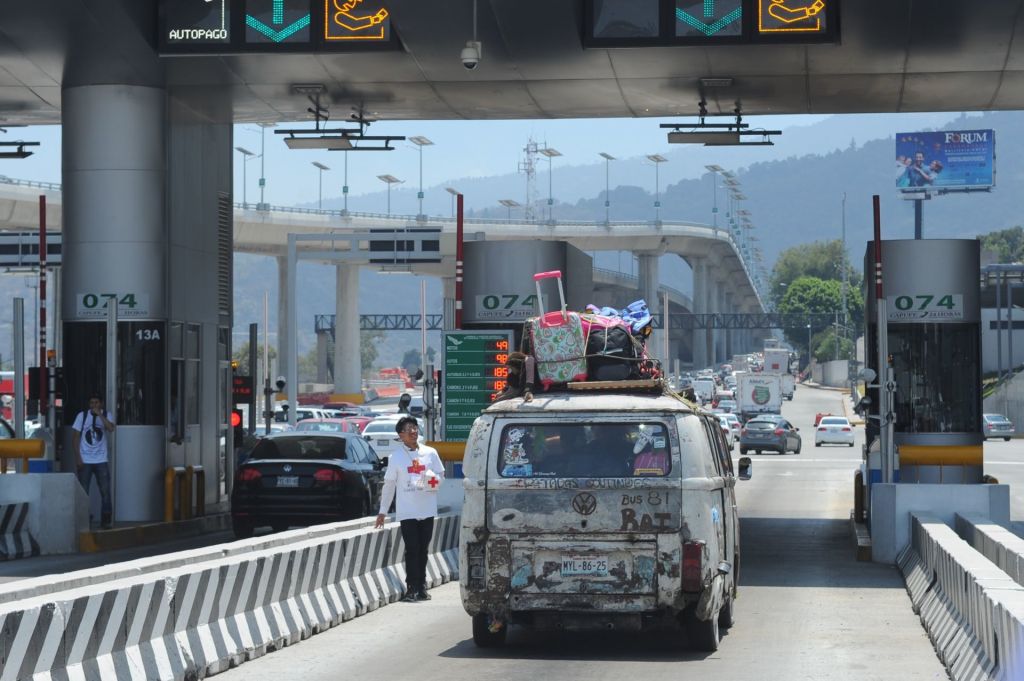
[0,504,38,561]
[0,514,460,680]
[899,512,1024,681]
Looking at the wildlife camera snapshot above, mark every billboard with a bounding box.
[895,130,995,191]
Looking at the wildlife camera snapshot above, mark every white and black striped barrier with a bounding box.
[0,504,39,562]
[0,514,459,680]
[897,512,1024,681]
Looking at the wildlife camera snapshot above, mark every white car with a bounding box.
[362,416,425,459]
[717,414,737,449]
[814,416,855,447]
[721,412,741,446]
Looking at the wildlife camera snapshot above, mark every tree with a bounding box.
[232,341,276,375]
[980,226,1024,263]
[401,349,422,373]
[776,276,863,355]
[812,326,856,363]
[770,240,861,307]
[298,346,319,383]
[361,330,387,374]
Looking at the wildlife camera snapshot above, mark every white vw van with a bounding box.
[459,390,751,650]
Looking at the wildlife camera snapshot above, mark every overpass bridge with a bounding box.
[0,176,766,386]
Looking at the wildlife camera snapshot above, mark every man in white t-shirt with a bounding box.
[375,415,445,602]
[72,393,116,529]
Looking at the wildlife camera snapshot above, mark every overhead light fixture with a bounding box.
[279,91,404,151]
[284,135,353,150]
[662,102,780,146]
[0,141,39,159]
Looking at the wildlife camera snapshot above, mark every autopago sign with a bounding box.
[887,293,964,322]
[473,293,545,321]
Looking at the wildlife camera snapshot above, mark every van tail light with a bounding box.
[466,542,486,590]
[237,467,262,482]
[774,428,785,436]
[314,469,345,483]
[682,540,705,592]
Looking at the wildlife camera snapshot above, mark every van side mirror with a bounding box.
[738,456,752,480]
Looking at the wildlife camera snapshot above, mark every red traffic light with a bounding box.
[231,410,242,428]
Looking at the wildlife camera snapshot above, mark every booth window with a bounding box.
[889,323,979,434]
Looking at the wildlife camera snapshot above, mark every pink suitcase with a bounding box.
[528,270,588,388]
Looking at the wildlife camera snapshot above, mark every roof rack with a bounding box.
[566,379,664,392]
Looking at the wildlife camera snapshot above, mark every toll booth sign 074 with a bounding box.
[442,331,512,441]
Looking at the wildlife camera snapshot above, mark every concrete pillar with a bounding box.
[706,276,720,366]
[334,263,362,397]
[637,254,662,361]
[316,331,329,383]
[724,292,734,359]
[63,84,168,522]
[691,257,707,369]
[720,284,729,360]
[276,255,289,388]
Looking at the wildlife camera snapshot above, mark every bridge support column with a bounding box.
[334,263,362,397]
[276,256,289,385]
[691,258,707,370]
[716,285,728,363]
[724,292,734,359]
[706,275,721,367]
[637,254,663,362]
[316,330,329,383]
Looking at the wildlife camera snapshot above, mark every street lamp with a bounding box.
[312,161,329,210]
[705,164,723,229]
[256,122,274,208]
[445,187,459,218]
[646,154,667,224]
[235,146,258,206]
[377,174,403,216]
[806,323,813,371]
[539,146,561,225]
[498,199,521,221]
[342,150,350,215]
[599,152,615,225]
[409,136,433,220]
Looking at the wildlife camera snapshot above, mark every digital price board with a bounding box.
[585,0,837,46]
[442,331,512,441]
[159,0,397,54]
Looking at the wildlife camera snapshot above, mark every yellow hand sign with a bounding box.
[767,0,825,24]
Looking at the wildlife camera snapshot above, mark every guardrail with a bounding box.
[897,512,1024,680]
[0,513,460,680]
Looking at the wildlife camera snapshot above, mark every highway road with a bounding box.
[218,384,948,681]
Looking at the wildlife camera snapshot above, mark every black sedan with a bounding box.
[231,432,386,539]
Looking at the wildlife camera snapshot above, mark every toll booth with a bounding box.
[864,239,983,483]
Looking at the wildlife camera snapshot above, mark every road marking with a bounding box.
[732,457,860,464]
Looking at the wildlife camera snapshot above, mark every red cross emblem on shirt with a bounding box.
[427,476,440,489]
[407,460,426,474]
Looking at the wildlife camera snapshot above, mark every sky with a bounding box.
[0,111,970,214]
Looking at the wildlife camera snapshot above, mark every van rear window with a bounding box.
[497,422,672,478]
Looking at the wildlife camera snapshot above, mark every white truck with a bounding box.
[692,378,717,405]
[780,373,795,401]
[762,349,791,375]
[736,372,783,422]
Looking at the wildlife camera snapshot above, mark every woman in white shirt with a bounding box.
[375,415,445,601]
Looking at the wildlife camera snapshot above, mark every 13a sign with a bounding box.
[887,294,964,322]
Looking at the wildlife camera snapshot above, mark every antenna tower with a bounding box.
[518,138,541,221]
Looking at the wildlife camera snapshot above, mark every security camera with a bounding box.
[461,41,481,70]
[275,376,286,391]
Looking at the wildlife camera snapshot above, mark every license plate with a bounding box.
[277,476,299,487]
[561,555,608,577]
[377,439,391,448]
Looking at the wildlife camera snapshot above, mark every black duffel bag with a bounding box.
[586,323,639,381]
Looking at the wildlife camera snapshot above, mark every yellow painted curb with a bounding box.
[899,444,983,466]
[428,441,466,462]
